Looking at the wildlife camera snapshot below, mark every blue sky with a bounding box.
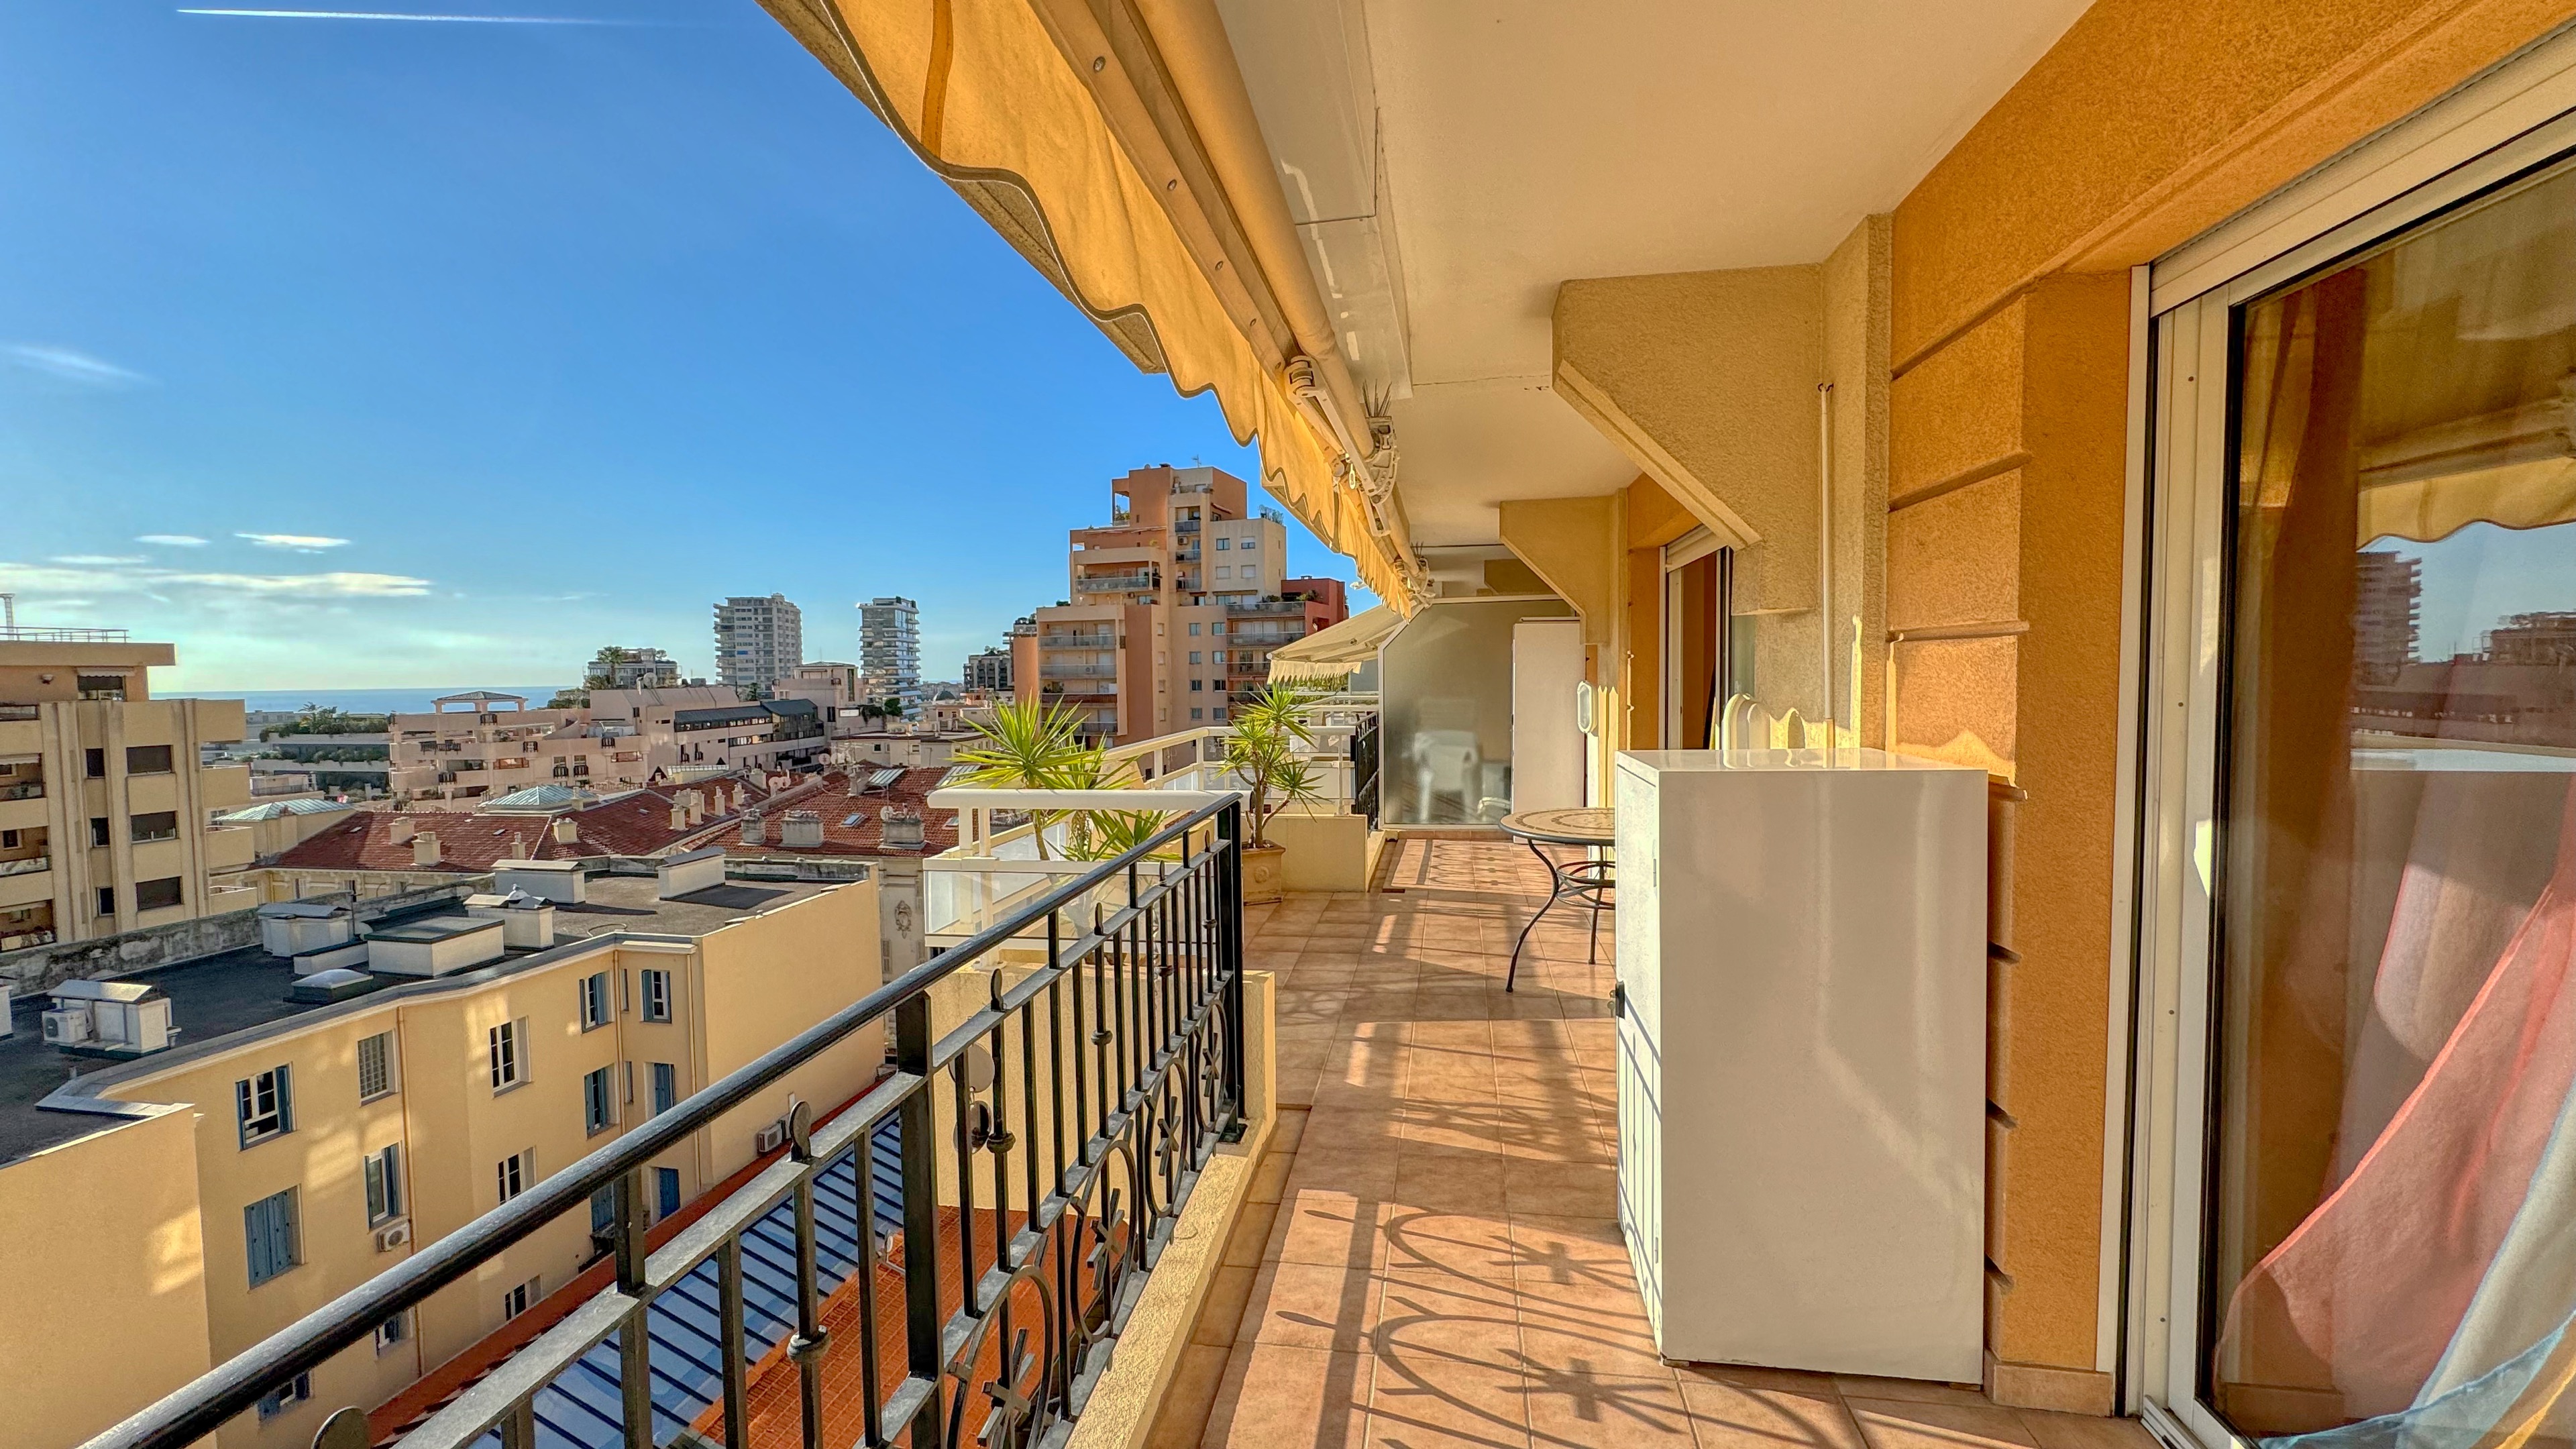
[0,1,1366,692]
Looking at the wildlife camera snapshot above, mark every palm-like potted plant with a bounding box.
[1224,684,1326,903]
[952,699,1171,861]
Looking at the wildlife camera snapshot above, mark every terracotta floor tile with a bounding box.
[2015,1412,2161,1449]
[1513,1318,1672,1381]
[1240,1259,1385,1352]
[1375,1267,1526,1364]
[1224,1201,1281,1268]
[1146,1344,1237,1449]
[1845,1398,2043,1449]
[1268,1189,1392,1269]
[1501,1161,1617,1218]
[1393,1148,1510,1216]
[1287,1146,1403,1200]
[1525,1371,1693,1449]
[1673,1362,1843,1398]
[1833,1378,1997,1407]
[1681,1380,1870,1449]
[1199,1342,1373,1449]
[1379,1205,1520,1278]
[1246,1148,1294,1205]
[1365,1342,1534,1449]
[1194,1264,1260,1347]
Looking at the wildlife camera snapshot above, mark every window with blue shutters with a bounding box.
[244,1187,299,1287]
[579,971,610,1030]
[583,1065,614,1134]
[651,1061,677,1116]
[655,1166,681,1219]
[641,968,672,1022]
[235,1065,292,1147]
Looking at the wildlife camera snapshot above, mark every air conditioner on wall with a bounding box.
[374,1220,411,1252]
[755,1120,787,1155]
[41,1007,91,1044]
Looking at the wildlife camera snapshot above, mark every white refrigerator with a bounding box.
[1613,747,1987,1382]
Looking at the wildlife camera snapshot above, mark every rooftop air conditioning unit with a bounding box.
[41,1006,93,1045]
[755,1120,788,1155]
[374,1220,411,1252]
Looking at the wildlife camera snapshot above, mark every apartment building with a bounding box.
[580,647,680,691]
[1018,466,1344,742]
[710,594,802,692]
[0,633,254,949]
[962,643,1013,695]
[584,686,829,778]
[855,596,920,714]
[382,694,647,805]
[0,863,880,1449]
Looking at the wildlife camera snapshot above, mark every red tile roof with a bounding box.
[270,771,804,873]
[720,767,961,858]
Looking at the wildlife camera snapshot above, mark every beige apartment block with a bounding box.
[383,692,653,804]
[0,636,252,949]
[0,864,881,1449]
[1022,465,1344,743]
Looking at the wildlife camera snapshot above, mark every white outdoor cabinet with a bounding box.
[1613,748,1987,1382]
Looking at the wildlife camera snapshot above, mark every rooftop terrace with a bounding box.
[0,871,837,1163]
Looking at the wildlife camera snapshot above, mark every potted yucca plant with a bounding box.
[1223,684,1325,904]
[953,699,1171,860]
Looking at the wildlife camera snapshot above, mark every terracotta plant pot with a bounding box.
[1241,843,1287,905]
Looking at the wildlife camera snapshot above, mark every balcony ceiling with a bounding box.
[1219,0,2091,547]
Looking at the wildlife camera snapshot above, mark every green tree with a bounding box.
[953,699,1169,860]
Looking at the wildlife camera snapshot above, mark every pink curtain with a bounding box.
[2218,785,2576,1421]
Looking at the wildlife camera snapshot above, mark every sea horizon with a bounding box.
[170,686,576,716]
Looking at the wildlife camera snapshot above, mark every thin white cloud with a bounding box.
[136,534,209,547]
[236,532,350,552]
[0,561,432,598]
[52,554,148,566]
[3,343,151,389]
[177,8,625,22]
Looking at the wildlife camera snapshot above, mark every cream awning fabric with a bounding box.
[1267,604,1402,684]
[763,0,1415,607]
[2360,458,2576,544]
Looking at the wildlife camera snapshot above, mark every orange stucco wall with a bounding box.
[1884,0,2576,1406]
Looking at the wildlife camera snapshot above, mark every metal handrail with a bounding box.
[85,798,1247,1449]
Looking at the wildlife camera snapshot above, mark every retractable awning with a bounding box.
[759,0,1418,608]
[1267,603,1401,684]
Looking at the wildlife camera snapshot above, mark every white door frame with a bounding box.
[2123,23,2576,1447]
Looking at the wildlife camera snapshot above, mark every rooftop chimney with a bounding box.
[669,803,688,830]
[682,790,704,826]
[782,810,823,849]
[882,807,924,851]
[413,832,441,867]
[741,811,764,846]
[388,817,415,845]
[552,818,578,845]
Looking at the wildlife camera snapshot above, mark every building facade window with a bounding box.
[579,971,610,1030]
[641,968,672,1022]
[128,810,178,843]
[501,1277,537,1320]
[256,1373,311,1419]
[583,1065,614,1134]
[496,1148,531,1203]
[94,885,114,916]
[357,1030,395,1101]
[656,1165,682,1219]
[651,1061,678,1116]
[488,1020,524,1090]
[244,1187,300,1287]
[373,1313,409,1353]
[76,674,128,703]
[83,748,105,778]
[135,876,182,911]
[364,1143,403,1225]
[89,817,109,848]
[235,1065,292,1146]
[124,744,173,775]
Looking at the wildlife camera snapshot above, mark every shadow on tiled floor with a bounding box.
[1144,837,2156,1449]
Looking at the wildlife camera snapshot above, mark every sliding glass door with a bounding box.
[2145,148,2576,1449]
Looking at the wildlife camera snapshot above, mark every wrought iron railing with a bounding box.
[84,799,1247,1449]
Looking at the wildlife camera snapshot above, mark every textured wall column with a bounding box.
[1889,271,2131,1411]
